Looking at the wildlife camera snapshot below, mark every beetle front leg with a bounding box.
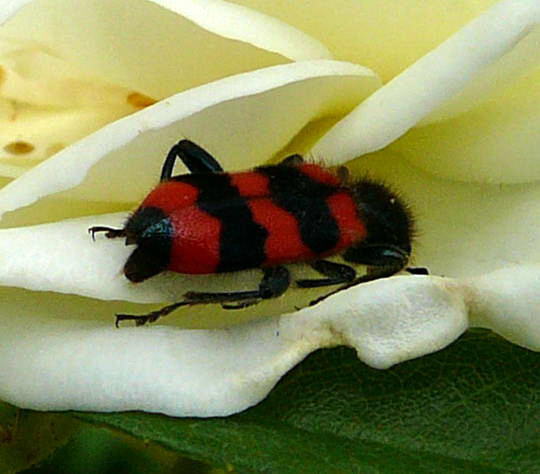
[88,226,125,240]
[161,139,224,180]
[279,154,304,166]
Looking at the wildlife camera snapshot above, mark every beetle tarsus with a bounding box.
[406,266,429,275]
[115,301,190,327]
[221,300,260,310]
[88,226,125,241]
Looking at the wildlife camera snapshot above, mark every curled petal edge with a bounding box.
[0,265,538,417]
[314,0,540,163]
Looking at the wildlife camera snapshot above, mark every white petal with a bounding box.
[0,212,264,307]
[348,149,540,278]
[0,212,373,329]
[0,60,379,220]
[3,147,539,307]
[148,0,331,60]
[313,0,540,164]
[0,106,138,172]
[0,0,34,23]
[0,275,468,416]
[1,0,327,99]
[467,265,540,350]
[390,54,540,184]
[232,0,496,82]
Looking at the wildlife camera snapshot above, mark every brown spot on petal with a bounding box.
[4,141,35,155]
[127,92,157,108]
[0,67,5,87]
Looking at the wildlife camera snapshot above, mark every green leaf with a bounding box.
[0,403,79,473]
[76,331,540,473]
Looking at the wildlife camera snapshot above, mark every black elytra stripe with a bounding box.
[178,173,268,272]
[257,165,340,254]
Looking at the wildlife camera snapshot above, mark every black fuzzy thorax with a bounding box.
[349,178,414,255]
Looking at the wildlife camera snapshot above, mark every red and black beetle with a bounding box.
[90,140,417,326]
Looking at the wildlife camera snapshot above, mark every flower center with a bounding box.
[0,38,156,177]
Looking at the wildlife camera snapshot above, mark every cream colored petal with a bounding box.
[0,275,468,417]
[1,0,34,22]
[391,62,540,184]
[2,256,539,417]
[0,212,262,306]
[348,149,540,278]
[0,106,137,172]
[312,0,540,165]
[0,38,158,171]
[233,0,498,82]
[466,265,540,350]
[0,212,375,328]
[148,0,331,60]
[1,146,538,317]
[0,60,379,221]
[0,43,141,107]
[1,0,327,99]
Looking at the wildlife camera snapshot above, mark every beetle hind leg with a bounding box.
[305,244,412,307]
[406,266,429,275]
[296,260,356,288]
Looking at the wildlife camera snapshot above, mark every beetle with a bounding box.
[89,139,416,326]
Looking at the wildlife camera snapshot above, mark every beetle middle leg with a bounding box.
[184,266,290,306]
[115,266,290,327]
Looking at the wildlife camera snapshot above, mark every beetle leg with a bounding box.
[161,139,224,180]
[296,260,356,288]
[114,266,290,327]
[115,301,190,327]
[221,299,260,310]
[336,165,350,182]
[406,266,429,275]
[342,243,410,269]
[308,264,405,307]
[306,244,411,306]
[185,266,290,306]
[88,226,125,240]
[279,154,304,166]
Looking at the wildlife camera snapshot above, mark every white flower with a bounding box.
[0,0,538,417]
